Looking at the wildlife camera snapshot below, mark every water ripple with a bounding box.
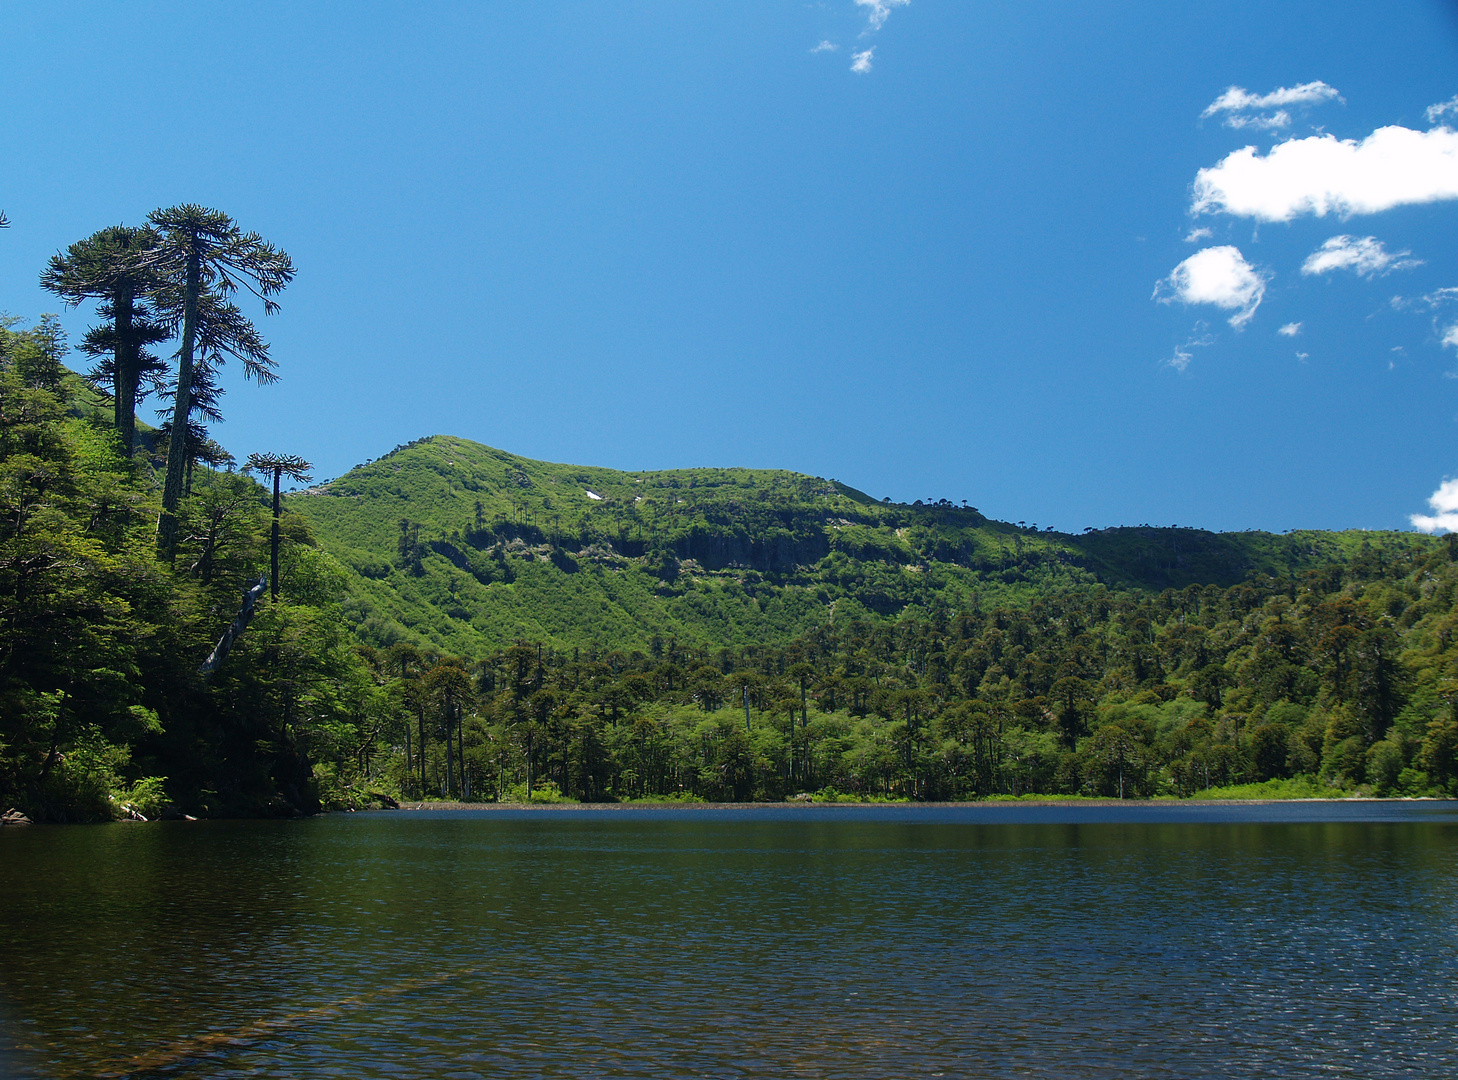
[1,811,1455,1078]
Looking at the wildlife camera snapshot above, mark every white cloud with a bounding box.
[1391,286,1458,314]
[1427,96,1458,126]
[1153,246,1269,329]
[1301,235,1422,278]
[1166,331,1214,372]
[1203,81,1342,117]
[1184,227,1213,243]
[1191,124,1458,221]
[1411,477,1458,533]
[1225,110,1292,132]
[1389,292,1458,353]
[850,48,874,74]
[811,40,838,53]
[1278,322,1302,337]
[855,0,909,32]
[1201,81,1341,131]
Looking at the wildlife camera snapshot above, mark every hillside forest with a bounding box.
[4,210,1458,820]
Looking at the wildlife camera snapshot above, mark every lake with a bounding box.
[2,802,1457,1078]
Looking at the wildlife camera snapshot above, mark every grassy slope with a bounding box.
[289,435,1438,654]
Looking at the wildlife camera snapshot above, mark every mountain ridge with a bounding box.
[286,435,1434,655]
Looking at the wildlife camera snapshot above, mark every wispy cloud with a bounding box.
[1387,289,1458,352]
[1412,477,1458,533]
[811,40,838,54]
[1203,81,1342,117]
[1301,235,1422,278]
[1391,286,1458,313]
[1201,81,1342,131]
[855,0,909,33]
[1227,111,1294,132]
[1278,322,1302,337]
[850,48,875,74]
[1154,245,1269,329]
[1427,96,1458,126]
[1167,331,1215,372]
[1184,227,1213,243]
[1191,122,1458,222]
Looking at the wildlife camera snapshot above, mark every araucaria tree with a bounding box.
[157,353,234,495]
[244,452,313,599]
[39,226,170,457]
[142,206,293,553]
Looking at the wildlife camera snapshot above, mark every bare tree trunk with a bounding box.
[444,719,454,799]
[403,722,413,798]
[114,290,137,458]
[270,468,281,599]
[458,711,468,798]
[158,245,200,554]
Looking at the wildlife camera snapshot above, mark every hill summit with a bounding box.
[289,435,1423,654]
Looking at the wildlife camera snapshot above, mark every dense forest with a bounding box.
[0,314,366,822]
[332,534,1458,805]
[4,211,1458,821]
[290,433,1403,653]
[1,209,361,822]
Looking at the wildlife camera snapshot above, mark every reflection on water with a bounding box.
[2,804,1457,1078]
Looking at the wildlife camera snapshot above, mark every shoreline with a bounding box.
[386,796,1450,812]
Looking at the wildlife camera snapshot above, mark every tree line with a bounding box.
[4,208,1458,819]
[6,302,1456,817]
[335,539,1458,805]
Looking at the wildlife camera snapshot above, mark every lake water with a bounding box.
[3,802,1457,1079]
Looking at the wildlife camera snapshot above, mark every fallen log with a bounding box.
[199,576,268,676]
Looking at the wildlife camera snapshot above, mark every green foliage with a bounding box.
[39,224,170,458]
[142,204,295,552]
[8,363,1455,812]
[1187,776,1333,800]
[318,512,1458,805]
[501,779,576,804]
[0,319,379,821]
[9,306,1458,816]
[114,774,172,819]
[293,435,1419,658]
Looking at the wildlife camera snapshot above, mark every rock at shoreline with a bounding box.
[2,808,32,826]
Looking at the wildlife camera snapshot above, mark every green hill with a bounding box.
[289,434,1434,654]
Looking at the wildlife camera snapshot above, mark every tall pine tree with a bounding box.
[139,206,293,554]
[40,226,170,456]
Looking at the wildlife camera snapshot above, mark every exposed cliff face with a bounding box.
[664,526,830,573]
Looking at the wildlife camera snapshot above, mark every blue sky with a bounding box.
[4,1,1458,533]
